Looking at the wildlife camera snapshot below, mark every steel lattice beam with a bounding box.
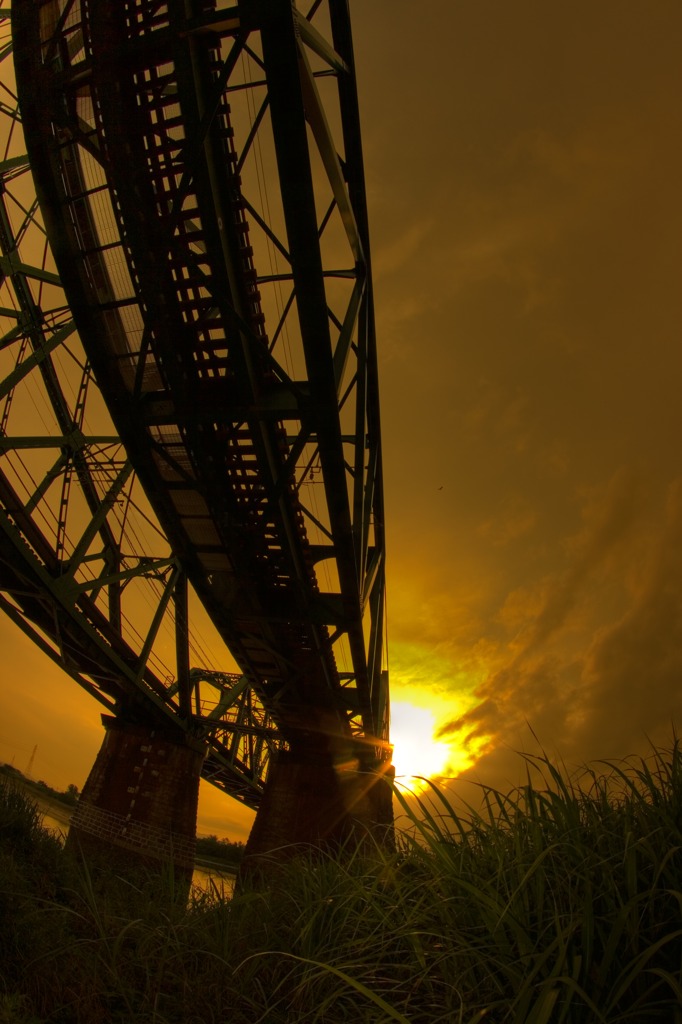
[0,6,280,807]
[3,0,389,810]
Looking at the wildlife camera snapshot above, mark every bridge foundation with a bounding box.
[241,747,394,874]
[67,715,205,894]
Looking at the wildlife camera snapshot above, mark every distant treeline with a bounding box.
[0,763,79,807]
[195,834,244,866]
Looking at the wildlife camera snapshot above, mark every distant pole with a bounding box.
[25,745,37,778]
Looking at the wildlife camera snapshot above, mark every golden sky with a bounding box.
[362,0,682,792]
[1,1,681,840]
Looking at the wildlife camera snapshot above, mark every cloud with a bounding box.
[373,219,435,281]
[578,480,682,756]
[521,469,640,654]
[476,493,537,547]
[436,469,655,766]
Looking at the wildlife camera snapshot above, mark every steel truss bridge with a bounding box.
[0,0,388,812]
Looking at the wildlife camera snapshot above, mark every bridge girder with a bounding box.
[0,8,278,807]
[3,0,389,810]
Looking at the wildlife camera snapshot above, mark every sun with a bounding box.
[390,700,467,792]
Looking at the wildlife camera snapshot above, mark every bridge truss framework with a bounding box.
[0,0,389,827]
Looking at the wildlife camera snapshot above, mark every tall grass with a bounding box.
[391,744,682,1022]
[1,745,682,1022]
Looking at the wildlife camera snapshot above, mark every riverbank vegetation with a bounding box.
[1,743,682,1022]
[195,833,244,868]
[0,763,80,807]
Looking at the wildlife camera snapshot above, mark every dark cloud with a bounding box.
[579,480,682,755]
[434,474,682,792]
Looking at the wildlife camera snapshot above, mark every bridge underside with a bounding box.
[7,0,392,872]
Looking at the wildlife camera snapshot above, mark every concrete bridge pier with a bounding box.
[241,745,395,874]
[66,715,205,895]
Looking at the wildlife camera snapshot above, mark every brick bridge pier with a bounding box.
[68,719,394,890]
[67,716,205,891]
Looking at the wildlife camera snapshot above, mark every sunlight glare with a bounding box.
[391,700,462,792]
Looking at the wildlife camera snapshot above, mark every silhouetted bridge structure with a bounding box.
[0,0,390,877]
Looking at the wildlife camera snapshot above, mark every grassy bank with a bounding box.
[1,745,682,1022]
[0,766,77,831]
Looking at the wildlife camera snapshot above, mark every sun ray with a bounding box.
[390,700,474,792]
